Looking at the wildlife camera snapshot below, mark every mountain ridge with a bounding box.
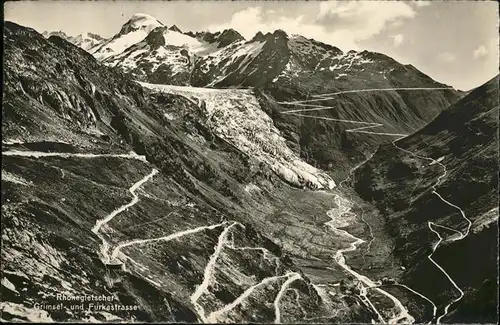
[42,30,106,51]
[44,13,456,90]
[352,75,499,323]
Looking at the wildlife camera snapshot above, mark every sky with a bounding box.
[5,0,499,90]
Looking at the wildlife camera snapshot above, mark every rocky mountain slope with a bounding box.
[353,75,499,323]
[251,32,462,178]
[2,21,418,323]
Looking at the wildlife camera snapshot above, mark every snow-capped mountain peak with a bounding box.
[185,29,245,48]
[73,32,106,51]
[251,29,288,43]
[76,32,105,41]
[91,13,165,60]
[42,30,69,39]
[168,25,182,33]
[41,30,105,51]
[120,13,164,34]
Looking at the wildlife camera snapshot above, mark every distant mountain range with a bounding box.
[44,14,460,91]
[42,13,462,177]
[42,30,105,51]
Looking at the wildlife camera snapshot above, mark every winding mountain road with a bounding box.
[278,87,454,137]
[108,210,302,324]
[278,87,468,323]
[1,148,158,266]
[274,273,303,323]
[392,140,472,324]
[206,272,301,323]
[190,222,244,323]
[325,198,415,324]
[110,222,229,262]
[18,149,310,324]
[281,112,409,137]
[391,283,437,324]
[91,168,158,264]
[2,150,148,162]
[427,222,464,324]
[279,87,454,105]
[279,109,416,321]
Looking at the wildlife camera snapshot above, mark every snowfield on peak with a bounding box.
[121,13,164,34]
[42,31,105,51]
[161,29,204,50]
[92,31,153,60]
[91,13,164,60]
[139,82,336,190]
[99,26,229,85]
[271,35,381,85]
[73,32,106,51]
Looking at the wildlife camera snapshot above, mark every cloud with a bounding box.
[437,52,456,63]
[392,34,404,47]
[207,7,342,46]
[208,1,418,51]
[316,1,416,39]
[413,1,432,7]
[473,45,488,59]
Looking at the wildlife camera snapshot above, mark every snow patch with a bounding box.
[244,184,261,193]
[429,156,445,165]
[0,302,53,322]
[1,277,19,294]
[472,207,499,234]
[163,112,176,120]
[1,170,30,186]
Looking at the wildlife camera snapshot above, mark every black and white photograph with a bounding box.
[1,0,498,323]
